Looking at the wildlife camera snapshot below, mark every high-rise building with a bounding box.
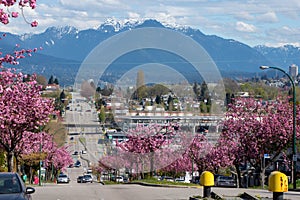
[289,64,298,79]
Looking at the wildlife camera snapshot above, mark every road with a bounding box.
[65,92,105,167]
[32,183,201,200]
[32,181,300,200]
[33,165,202,200]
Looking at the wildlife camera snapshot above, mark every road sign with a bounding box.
[264,154,270,158]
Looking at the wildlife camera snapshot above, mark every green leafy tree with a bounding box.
[99,107,106,124]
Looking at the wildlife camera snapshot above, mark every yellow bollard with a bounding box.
[268,171,288,200]
[200,171,214,198]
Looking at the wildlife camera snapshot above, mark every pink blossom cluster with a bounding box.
[19,131,73,171]
[0,0,37,26]
[0,34,40,65]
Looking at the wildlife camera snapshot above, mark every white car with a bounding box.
[83,174,93,183]
[57,174,70,184]
[116,176,124,183]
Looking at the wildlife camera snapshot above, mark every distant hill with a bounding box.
[1,19,299,86]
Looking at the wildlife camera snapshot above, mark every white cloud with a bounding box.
[235,21,257,33]
[235,11,255,21]
[127,12,140,19]
[257,12,278,23]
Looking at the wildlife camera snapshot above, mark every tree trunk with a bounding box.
[7,151,14,172]
[261,167,266,189]
[150,152,154,177]
[29,167,33,184]
[235,163,241,188]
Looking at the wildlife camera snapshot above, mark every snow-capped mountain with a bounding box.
[1,19,299,86]
[254,45,300,68]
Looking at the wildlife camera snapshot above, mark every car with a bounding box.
[0,172,35,200]
[68,163,74,168]
[57,174,70,184]
[74,160,81,167]
[159,176,174,182]
[115,176,124,183]
[82,174,93,183]
[77,176,84,183]
[215,175,237,187]
[73,151,78,155]
[175,177,185,182]
[81,150,87,154]
[190,176,200,184]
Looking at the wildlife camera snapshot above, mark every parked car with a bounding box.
[190,176,200,184]
[215,175,237,187]
[115,176,124,183]
[0,172,35,200]
[57,174,70,184]
[175,177,185,182]
[159,176,174,182]
[77,176,84,183]
[83,174,93,183]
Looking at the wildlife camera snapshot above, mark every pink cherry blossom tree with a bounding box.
[116,123,178,177]
[187,133,233,176]
[19,131,72,180]
[0,69,54,172]
[221,97,300,187]
[98,122,192,179]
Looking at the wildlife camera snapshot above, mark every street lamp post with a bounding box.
[260,65,297,190]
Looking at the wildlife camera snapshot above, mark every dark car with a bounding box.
[77,176,84,183]
[0,172,35,200]
[74,160,81,167]
[215,175,237,187]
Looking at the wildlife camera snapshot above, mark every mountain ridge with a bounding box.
[1,19,299,86]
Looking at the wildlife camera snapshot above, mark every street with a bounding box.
[31,182,300,200]
[31,182,201,200]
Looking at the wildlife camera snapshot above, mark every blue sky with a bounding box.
[2,0,300,47]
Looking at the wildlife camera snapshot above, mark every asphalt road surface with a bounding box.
[32,182,201,200]
[31,182,300,200]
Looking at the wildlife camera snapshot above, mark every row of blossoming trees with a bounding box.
[0,53,73,181]
[97,97,300,187]
[0,1,73,182]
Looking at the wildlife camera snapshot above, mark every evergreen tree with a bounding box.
[155,95,161,104]
[193,82,200,98]
[200,81,210,101]
[54,78,59,85]
[48,75,54,84]
[60,90,66,103]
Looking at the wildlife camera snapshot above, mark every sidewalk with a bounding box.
[209,187,300,200]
